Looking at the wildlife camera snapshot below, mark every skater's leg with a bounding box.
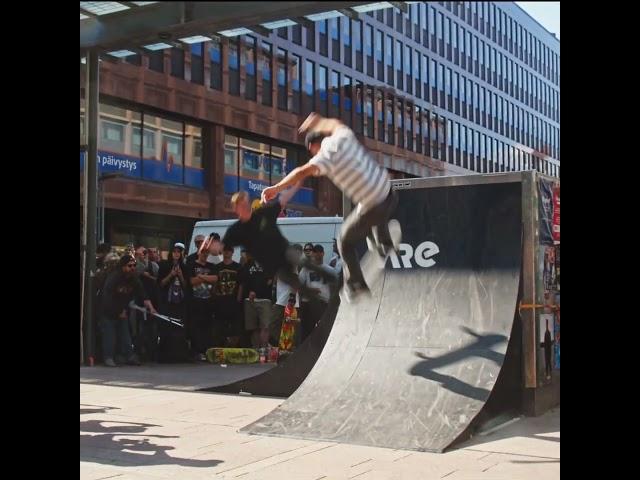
[338,207,382,289]
[373,191,399,253]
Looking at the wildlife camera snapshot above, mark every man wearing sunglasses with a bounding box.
[99,254,157,367]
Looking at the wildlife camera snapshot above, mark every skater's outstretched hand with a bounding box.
[261,185,278,204]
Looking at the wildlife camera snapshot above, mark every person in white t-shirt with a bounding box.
[298,244,334,342]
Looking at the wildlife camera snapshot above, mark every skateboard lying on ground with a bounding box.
[341,219,402,303]
[206,348,259,364]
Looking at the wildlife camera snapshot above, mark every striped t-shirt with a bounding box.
[309,126,390,212]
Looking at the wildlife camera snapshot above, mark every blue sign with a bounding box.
[80,151,204,188]
[224,175,315,207]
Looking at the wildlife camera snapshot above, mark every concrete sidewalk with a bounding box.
[80,383,559,480]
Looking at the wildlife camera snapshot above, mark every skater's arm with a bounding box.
[262,165,318,203]
[277,181,303,208]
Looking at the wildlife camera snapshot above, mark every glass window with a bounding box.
[453,72,459,100]
[244,36,257,100]
[343,16,351,47]
[452,21,458,50]
[148,49,164,73]
[190,43,204,84]
[396,39,403,88]
[445,17,450,46]
[277,48,288,111]
[306,22,316,51]
[405,45,412,78]
[100,104,137,156]
[375,29,383,62]
[293,24,302,45]
[355,81,364,134]
[330,17,339,41]
[437,12,443,41]
[210,38,222,90]
[365,24,373,57]
[319,20,328,56]
[342,75,352,126]
[396,98,404,148]
[228,39,240,96]
[385,35,394,85]
[261,41,273,107]
[413,50,420,84]
[428,6,435,35]
[375,89,385,142]
[330,70,340,110]
[430,58,436,93]
[141,115,184,184]
[224,134,239,179]
[382,93,392,144]
[171,47,184,79]
[472,35,477,62]
[184,123,203,188]
[318,65,328,116]
[365,86,374,138]
[304,59,315,115]
[354,19,362,53]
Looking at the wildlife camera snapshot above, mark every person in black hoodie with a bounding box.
[99,255,157,367]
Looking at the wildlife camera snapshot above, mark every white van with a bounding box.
[189,217,343,265]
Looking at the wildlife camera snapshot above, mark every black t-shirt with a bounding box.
[222,201,288,276]
[239,260,273,300]
[213,261,241,299]
[157,260,188,303]
[100,270,146,318]
[188,260,216,300]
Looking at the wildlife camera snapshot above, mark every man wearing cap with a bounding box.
[262,113,400,301]
[99,255,157,367]
[213,244,243,347]
[298,244,334,341]
[188,244,218,361]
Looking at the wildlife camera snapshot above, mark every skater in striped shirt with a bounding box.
[262,113,399,301]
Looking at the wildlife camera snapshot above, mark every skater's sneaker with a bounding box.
[104,358,117,367]
[342,281,371,303]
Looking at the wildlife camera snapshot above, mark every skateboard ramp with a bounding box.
[241,176,523,452]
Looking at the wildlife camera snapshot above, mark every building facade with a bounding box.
[80,1,560,255]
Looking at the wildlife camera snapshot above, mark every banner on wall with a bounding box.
[554,309,560,369]
[80,151,204,188]
[538,179,555,245]
[552,185,560,243]
[224,175,315,207]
